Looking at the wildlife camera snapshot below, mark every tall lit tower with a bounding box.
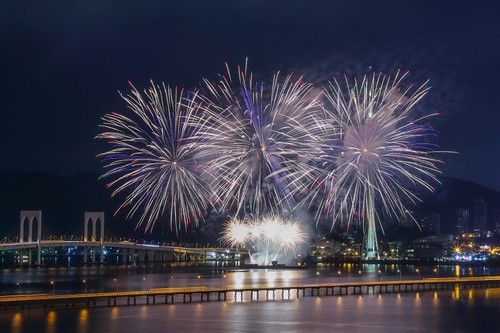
[364,187,379,260]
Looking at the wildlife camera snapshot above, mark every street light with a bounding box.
[416,268,421,280]
[50,281,55,296]
[113,278,118,292]
[16,282,21,293]
[434,268,439,278]
[397,269,402,281]
[83,279,87,294]
[378,270,382,282]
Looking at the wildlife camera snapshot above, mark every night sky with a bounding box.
[1,1,499,191]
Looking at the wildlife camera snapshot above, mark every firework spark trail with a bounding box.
[220,214,307,264]
[97,62,449,243]
[193,60,328,217]
[306,71,445,242]
[97,82,212,232]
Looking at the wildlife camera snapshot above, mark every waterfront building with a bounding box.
[411,235,454,261]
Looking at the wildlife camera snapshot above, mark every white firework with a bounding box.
[97,82,212,232]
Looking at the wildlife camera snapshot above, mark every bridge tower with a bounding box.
[83,212,104,264]
[20,210,42,265]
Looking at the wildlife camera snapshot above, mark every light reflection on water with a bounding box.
[1,288,499,333]
[11,313,22,333]
[46,311,56,333]
[0,264,499,332]
[1,263,498,295]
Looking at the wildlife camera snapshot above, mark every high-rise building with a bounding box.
[422,213,441,234]
[456,208,469,235]
[473,198,487,234]
[495,208,500,234]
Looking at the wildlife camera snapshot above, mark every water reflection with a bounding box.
[46,310,56,333]
[453,285,461,300]
[1,287,499,332]
[433,291,439,309]
[78,309,88,333]
[1,264,498,295]
[11,312,22,333]
[111,307,119,319]
[1,264,500,332]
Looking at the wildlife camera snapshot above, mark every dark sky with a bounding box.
[1,1,499,190]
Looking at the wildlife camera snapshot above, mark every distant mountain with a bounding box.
[0,170,133,238]
[415,177,500,233]
[0,171,498,241]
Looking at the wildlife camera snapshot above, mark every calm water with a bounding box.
[1,264,499,333]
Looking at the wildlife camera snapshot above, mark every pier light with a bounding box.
[416,268,420,280]
[50,281,55,296]
[397,269,401,281]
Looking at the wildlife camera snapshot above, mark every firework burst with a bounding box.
[193,60,327,217]
[306,70,445,258]
[220,214,307,264]
[97,82,211,232]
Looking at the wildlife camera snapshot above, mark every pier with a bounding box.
[1,276,499,309]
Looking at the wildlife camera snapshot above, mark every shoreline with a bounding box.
[0,258,499,270]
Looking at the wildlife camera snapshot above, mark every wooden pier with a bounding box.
[1,276,499,309]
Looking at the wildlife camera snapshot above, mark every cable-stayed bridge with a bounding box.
[0,211,244,266]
